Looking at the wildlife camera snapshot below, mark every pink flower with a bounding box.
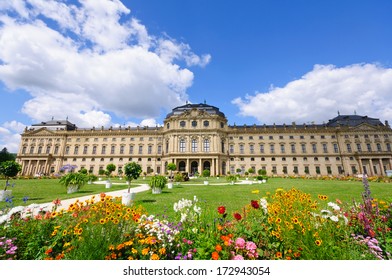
[245,241,257,251]
[235,237,246,249]
[232,254,244,260]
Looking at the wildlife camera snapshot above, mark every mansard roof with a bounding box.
[166,102,226,118]
[325,115,384,127]
[31,119,77,131]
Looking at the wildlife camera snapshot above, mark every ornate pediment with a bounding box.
[25,128,56,136]
[350,123,379,131]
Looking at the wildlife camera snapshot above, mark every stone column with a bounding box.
[369,159,374,176]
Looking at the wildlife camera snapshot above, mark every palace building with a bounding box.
[16,103,392,177]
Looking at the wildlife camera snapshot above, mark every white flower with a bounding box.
[327,202,340,211]
[330,215,339,222]
[260,198,268,213]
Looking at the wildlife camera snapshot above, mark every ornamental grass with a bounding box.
[0,181,391,260]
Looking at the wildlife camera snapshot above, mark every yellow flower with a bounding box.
[251,190,259,194]
[131,248,138,254]
[315,239,322,246]
[142,248,150,256]
[99,218,105,225]
[150,254,160,260]
[159,248,166,255]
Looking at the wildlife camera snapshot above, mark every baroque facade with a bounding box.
[16,103,392,177]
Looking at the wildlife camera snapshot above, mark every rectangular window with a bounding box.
[111,145,115,154]
[312,143,317,153]
[83,146,88,154]
[346,144,352,153]
[229,145,234,153]
[322,143,328,153]
[190,139,196,152]
[203,139,210,152]
[92,146,97,155]
[148,145,153,154]
[291,144,296,153]
[239,144,244,154]
[280,144,285,153]
[301,144,306,153]
[327,166,332,174]
[74,146,79,155]
[250,144,254,154]
[158,145,162,154]
[377,143,382,152]
[138,145,143,154]
[367,143,372,152]
[101,146,106,155]
[120,146,124,154]
[333,143,339,153]
[270,144,275,154]
[129,145,134,154]
[259,144,264,153]
[356,143,362,152]
[54,146,59,154]
[387,143,391,152]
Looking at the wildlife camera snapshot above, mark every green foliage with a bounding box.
[59,172,88,191]
[174,172,185,183]
[0,160,22,190]
[226,174,237,182]
[78,168,88,174]
[202,169,210,178]
[98,169,105,176]
[123,162,142,192]
[258,169,267,176]
[105,164,116,175]
[248,168,255,174]
[148,175,168,190]
[0,147,15,163]
[87,174,98,182]
[167,163,177,172]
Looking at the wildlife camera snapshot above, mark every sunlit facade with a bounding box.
[16,103,392,177]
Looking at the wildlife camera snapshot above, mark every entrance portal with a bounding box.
[191,161,198,176]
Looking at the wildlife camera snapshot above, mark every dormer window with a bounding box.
[192,120,197,127]
[180,121,186,127]
[203,120,209,127]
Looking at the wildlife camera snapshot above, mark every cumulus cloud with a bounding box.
[0,120,26,152]
[0,0,210,128]
[233,64,392,125]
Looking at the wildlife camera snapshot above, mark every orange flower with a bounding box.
[276,252,282,259]
[212,251,219,260]
[215,244,222,252]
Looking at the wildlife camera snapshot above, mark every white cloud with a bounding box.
[233,64,392,125]
[0,0,210,128]
[0,120,26,152]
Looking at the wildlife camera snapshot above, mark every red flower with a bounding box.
[217,206,226,215]
[251,200,260,209]
[233,212,242,221]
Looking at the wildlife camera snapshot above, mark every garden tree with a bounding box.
[105,163,116,178]
[202,169,210,178]
[248,168,255,176]
[0,147,15,163]
[167,163,177,182]
[79,168,88,174]
[236,168,242,175]
[0,160,22,191]
[124,162,142,193]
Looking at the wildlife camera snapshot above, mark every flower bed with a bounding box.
[0,182,391,260]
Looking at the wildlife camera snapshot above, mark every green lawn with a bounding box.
[1,177,391,220]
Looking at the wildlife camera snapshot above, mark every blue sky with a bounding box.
[1,0,392,152]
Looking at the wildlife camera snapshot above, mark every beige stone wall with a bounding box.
[16,109,392,177]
